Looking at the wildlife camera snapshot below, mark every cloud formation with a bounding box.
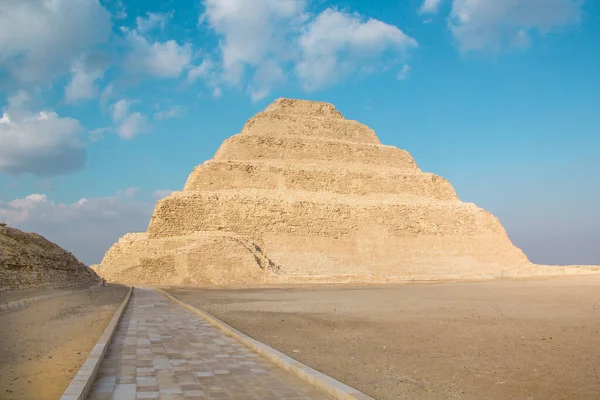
[0,92,86,176]
[0,191,154,265]
[65,57,106,103]
[154,106,183,120]
[110,99,148,139]
[420,0,582,52]
[136,12,172,33]
[397,64,412,80]
[200,0,416,99]
[123,28,193,78]
[420,0,444,14]
[297,9,417,91]
[450,0,581,52]
[0,0,112,85]
[201,0,307,86]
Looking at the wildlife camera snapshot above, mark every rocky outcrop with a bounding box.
[95,98,597,285]
[0,223,100,292]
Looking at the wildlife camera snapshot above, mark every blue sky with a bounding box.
[0,0,598,266]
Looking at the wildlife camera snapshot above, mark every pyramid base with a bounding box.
[95,231,600,286]
[94,232,279,285]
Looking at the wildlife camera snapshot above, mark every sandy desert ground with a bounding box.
[167,274,600,400]
[0,284,129,400]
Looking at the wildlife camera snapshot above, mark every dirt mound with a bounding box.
[0,223,100,292]
[95,98,598,285]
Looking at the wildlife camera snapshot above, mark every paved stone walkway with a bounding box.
[88,289,331,400]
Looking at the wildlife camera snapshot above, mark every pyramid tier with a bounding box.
[242,112,380,144]
[263,98,345,119]
[147,189,505,239]
[97,230,531,283]
[183,160,458,201]
[142,190,529,278]
[213,133,419,170]
[96,229,593,284]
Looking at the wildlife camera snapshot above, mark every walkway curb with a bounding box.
[60,286,133,400]
[158,288,374,400]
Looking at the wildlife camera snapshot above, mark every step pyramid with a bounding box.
[95,98,585,285]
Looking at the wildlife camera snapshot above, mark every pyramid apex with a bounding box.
[264,98,344,119]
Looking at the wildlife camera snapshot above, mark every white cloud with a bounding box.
[296,9,417,91]
[0,190,155,265]
[152,189,174,200]
[397,64,412,80]
[154,106,183,120]
[201,0,307,82]
[117,113,147,140]
[110,98,148,139]
[110,98,132,121]
[65,57,105,103]
[0,0,112,84]
[0,97,86,176]
[5,90,33,111]
[187,58,224,97]
[103,0,127,20]
[420,0,444,14]
[248,60,286,101]
[200,0,416,97]
[114,0,127,20]
[123,28,193,78]
[449,0,581,53]
[188,59,217,83]
[89,127,111,135]
[100,83,114,109]
[89,126,111,141]
[136,12,172,33]
[200,0,307,96]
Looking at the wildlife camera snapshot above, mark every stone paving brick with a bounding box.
[88,288,331,399]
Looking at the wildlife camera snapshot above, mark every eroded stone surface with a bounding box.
[95,98,595,285]
[0,223,99,292]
